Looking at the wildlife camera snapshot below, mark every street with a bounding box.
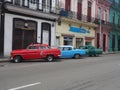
[0,54,120,90]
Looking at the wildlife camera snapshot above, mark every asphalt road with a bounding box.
[0,54,120,90]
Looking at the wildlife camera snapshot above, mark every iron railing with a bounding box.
[108,0,120,11]
[5,1,60,14]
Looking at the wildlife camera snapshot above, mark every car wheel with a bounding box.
[74,54,80,59]
[46,55,54,62]
[13,56,22,63]
[95,54,99,57]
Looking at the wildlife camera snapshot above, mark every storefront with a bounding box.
[56,17,97,48]
[4,13,56,56]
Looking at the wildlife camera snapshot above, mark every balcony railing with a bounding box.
[4,1,59,14]
[108,0,120,11]
[59,9,96,23]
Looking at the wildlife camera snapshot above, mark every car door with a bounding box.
[25,46,41,60]
[61,47,73,58]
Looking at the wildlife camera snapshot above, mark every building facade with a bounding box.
[94,0,111,52]
[0,0,4,57]
[56,0,97,48]
[108,0,120,52]
[2,0,59,57]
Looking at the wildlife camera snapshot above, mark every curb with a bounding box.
[0,58,9,62]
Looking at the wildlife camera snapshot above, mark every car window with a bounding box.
[39,46,48,49]
[27,46,37,49]
[63,47,72,51]
[84,47,88,49]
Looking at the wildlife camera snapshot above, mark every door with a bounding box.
[61,47,73,58]
[43,30,49,44]
[87,1,92,22]
[22,45,41,60]
[13,19,37,50]
[41,23,51,45]
[103,34,106,51]
[112,35,115,51]
[65,0,71,11]
[77,0,82,20]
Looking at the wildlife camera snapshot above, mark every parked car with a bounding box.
[79,45,103,56]
[10,44,61,63]
[58,45,86,59]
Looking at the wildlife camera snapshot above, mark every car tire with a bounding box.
[46,55,54,62]
[13,56,22,63]
[94,54,99,57]
[74,54,81,59]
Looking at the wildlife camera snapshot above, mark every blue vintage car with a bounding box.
[58,45,86,59]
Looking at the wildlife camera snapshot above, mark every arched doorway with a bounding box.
[13,18,37,50]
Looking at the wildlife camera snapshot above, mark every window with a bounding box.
[27,46,37,49]
[29,0,36,4]
[13,0,21,5]
[118,16,120,27]
[65,0,71,11]
[113,13,115,24]
[38,0,43,10]
[119,0,120,7]
[39,46,48,49]
[29,0,37,9]
[23,0,29,7]
[88,1,92,8]
[78,0,82,3]
[63,47,72,51]
[103,10,107,24]
[98,7,101,19]
[51,0,56,13]
[64,37,73,45]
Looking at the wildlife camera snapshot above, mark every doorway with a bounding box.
[13,18,37,50]
[103,34,106,51]
[41,23,51,45]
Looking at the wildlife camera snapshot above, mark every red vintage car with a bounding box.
[10,44,61,63]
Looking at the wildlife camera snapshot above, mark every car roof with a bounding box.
[28,44,48,47]
[59,45,73,48]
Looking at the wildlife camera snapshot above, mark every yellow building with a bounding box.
[55,17,98,48]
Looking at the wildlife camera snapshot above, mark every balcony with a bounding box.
[108,0,120,11]
[4,1,59,14]
[59,9,96,23]
[4,1,59,20]
[108,22,120,31]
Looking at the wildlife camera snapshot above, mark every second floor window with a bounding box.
[98,7,101,19]
[113,13,115,24]
[29,0,37,4]
[118,16,120,27]
[14,0,21,5]
[103,10,107,23]
[65,0,71,11]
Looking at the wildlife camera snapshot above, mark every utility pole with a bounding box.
[99,16,102,48]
